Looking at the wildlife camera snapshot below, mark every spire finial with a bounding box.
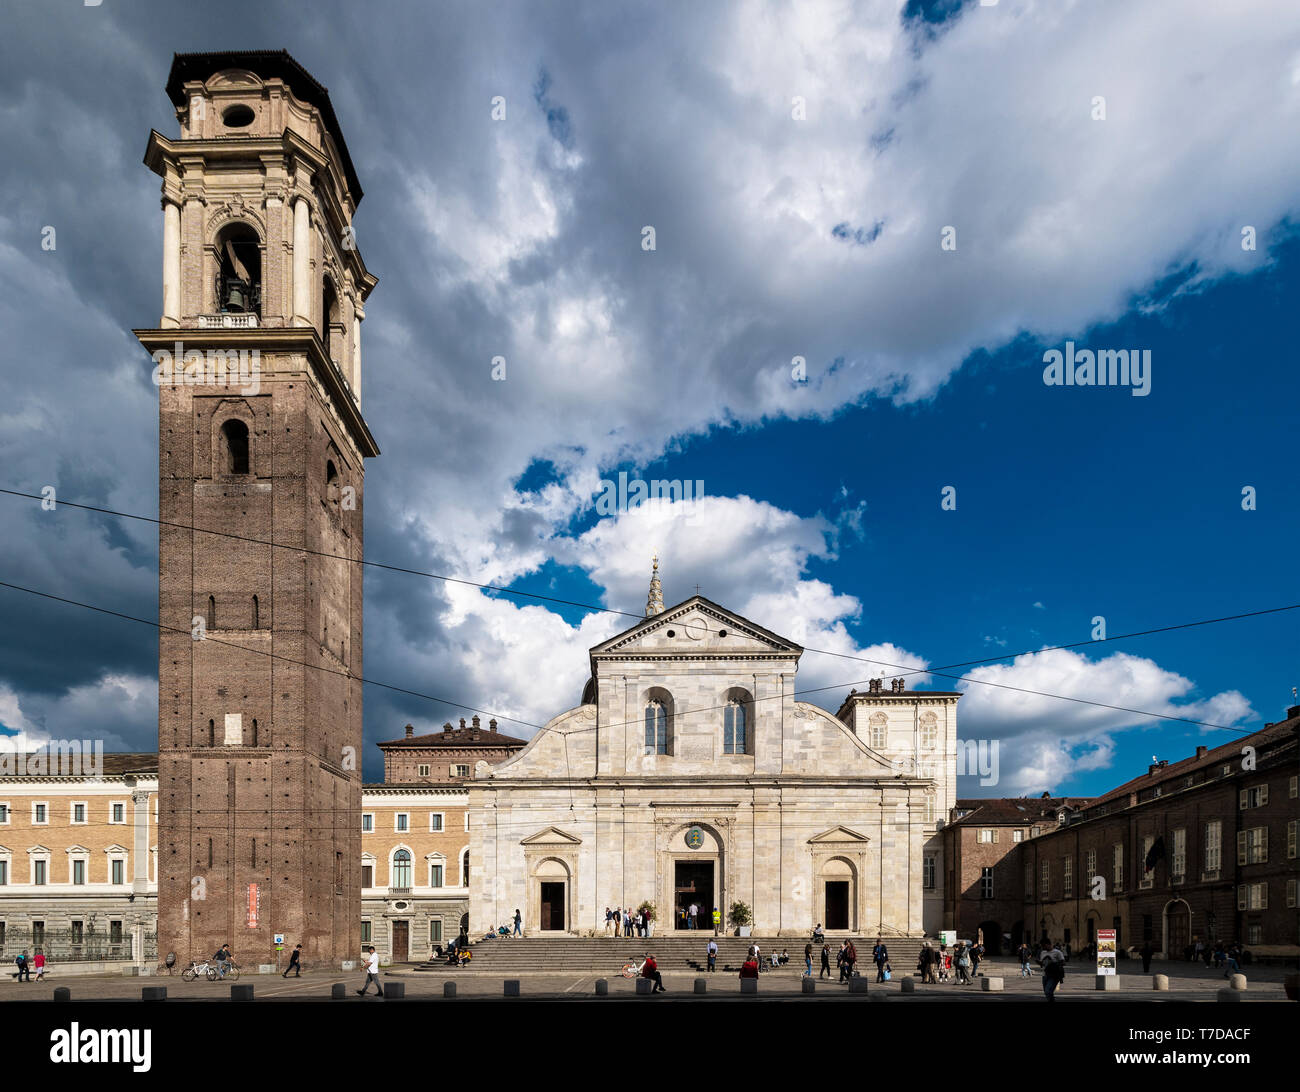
[645,553,664,617]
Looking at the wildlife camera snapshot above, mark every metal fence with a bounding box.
[1,928,156,963]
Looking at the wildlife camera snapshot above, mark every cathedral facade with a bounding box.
[470,568,958,938]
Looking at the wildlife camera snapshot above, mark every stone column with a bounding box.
[161,199,181,327]
[292,195,312,326]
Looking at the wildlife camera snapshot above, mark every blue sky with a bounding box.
[0,0,1296,793]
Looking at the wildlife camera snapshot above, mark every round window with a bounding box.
[223,104,255,128]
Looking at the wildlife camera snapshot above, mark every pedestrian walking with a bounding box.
[1140,940,1153,974]
[1039,941,1065,1001]
[282,943,303,977]
[356,945,384,996]
[688,902,698,930]
[872,937,889,983]
[820,943,831,979]
[706,938,718,972]
[804,942,814,977]
[513,908,522,937]
[955,942,971,985]
[971,941,984,977]
[712,907,721,935]
[1018,942,1034,978]
[14,951,30,983]
[33,951,46,981]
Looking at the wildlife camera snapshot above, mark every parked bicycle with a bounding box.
[181,959,218,982]
[620,957,645,979]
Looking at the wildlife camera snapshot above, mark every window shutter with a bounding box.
[1289,820,1297,860]
[1260,784,1268,806]
[450,765,457,777]
[1237,884,1246,911]
[1236,830,1247,866]
[992,829,999,844]
[1260,827,1268,861]
[1260,883,1268,910]
[1238,788,1247,809]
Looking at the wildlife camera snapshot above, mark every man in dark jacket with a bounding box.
[873,938,889,982]
[283,943,303,977]
[1140,940,1154,974]
[14,952,30,982]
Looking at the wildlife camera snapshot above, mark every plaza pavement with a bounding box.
[0,957,1292,1001]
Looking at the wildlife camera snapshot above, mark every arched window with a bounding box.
[251,718,258,747]
[220,419,250,475]
[920,711,937,750]
[207,718,215,747]
[391,849,412,889]
[215,222,261,316]
[644,700,668,755]
[251,594,259,629]
[461,848,470,887]
[207,595,216,631]
[723,700,747,755]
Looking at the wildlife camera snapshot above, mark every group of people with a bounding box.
[604,905,655,936]
[916,940,985,985]
[11,950,47,982]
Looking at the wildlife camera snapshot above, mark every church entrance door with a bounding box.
[825,881,850,930]
[540,882,566,931]
[674,861,714,930]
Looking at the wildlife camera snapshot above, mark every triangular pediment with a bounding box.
[590,596,802,659]
[808,825,871,845]
[519,825,583,846]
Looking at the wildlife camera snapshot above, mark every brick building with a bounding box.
[135,51,379,968]
[943,708,1300,962]
[378,717,527,784]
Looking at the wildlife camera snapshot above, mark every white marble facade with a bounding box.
[469,593,957,937]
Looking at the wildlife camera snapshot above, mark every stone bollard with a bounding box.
[740,977,758,995]
[141,986,166,1001]
[1229,974,1247,991]
[595,978,609,996]
[635,977,653,995]
[981,977,1003,992]
[900,978,915,993]
[1095,975,1120,991]
[384,982,405,999]
[1152,975,1169,991]
[849,976,869,994]
[694,978,708,995]
[443,981,457,998]
[53,987,71,1002]
[331,983,347,999]
[1217,988,1243,1003]
[504,980,521,997]
[802,977,816,995]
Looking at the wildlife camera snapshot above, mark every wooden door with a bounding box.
[392,919,409,962]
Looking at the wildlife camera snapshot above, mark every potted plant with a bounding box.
[638,901,657,938]
[729,901,753,937]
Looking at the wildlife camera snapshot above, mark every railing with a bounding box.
[1,928,154,962]
[388,887,412,896]
[197,313,259,329]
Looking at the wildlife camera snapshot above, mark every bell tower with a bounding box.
[134,51,378,966]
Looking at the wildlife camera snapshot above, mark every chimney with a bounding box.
[489,719,497,731]
[1195,745,1207,758]
[404,724,414,739]
[472,715,480,729]
[442,722,453,733]
[459,718,466,730]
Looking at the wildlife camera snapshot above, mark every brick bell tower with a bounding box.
[134,51,378,967]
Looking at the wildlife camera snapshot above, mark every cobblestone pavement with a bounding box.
[0,957,1292,1001]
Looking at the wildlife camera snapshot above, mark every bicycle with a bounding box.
[620,958,645,979]
[181,959,218,982]
[220,960,240,982]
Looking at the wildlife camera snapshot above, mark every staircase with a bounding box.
[412,936,926,975]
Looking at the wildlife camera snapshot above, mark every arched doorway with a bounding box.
[535,857,570,932]
[1164,899,1191,959]
[820,857,857,932]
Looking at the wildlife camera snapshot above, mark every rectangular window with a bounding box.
[1112,844,1124,893]
[1205,820,1222,875]
[72,803,86,824]
[923,796,935,824]
[980,867,994,900]
[920,720,937,749]
[429,813,443,832]
[1025,860,1033,899]
[923,855,935,890]
[1239,785,1268,809]
[1237,882,1267,911]
[1062,857,1073,897]
[417,764,431,777]
[395,813,409,833]
[978,829,993,844]
[361,813,374,833]
[1040,860,1050,898]
[34,860,47,885]
[72,859,86,885]
[111,859,125,885]
[0,861,7,885]
[71,921,83,944]
[32,921,44,946]
[109,920,123,944]
[33,803,48,825]
[430,918,443,943]
[724,702,748,754]
[464,813,470,832]
[1246,924,1262,945]
[1290,775,1297,799]
[110,802,125,824]
[1287,820,1296,860]
[1238,827,1268,866]
[1012,829,1023,843]
[430,864,444,888]
[454,764,470,778]
[1086,848,1096,881]
[1288,878,1297,908]
[360,920,372,944]
[361,864,373,888]
[0,803,8,824]
[1171,828,1186,882]
[1140,836,1154,888]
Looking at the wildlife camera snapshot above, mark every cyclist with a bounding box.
[213,943,231,979]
